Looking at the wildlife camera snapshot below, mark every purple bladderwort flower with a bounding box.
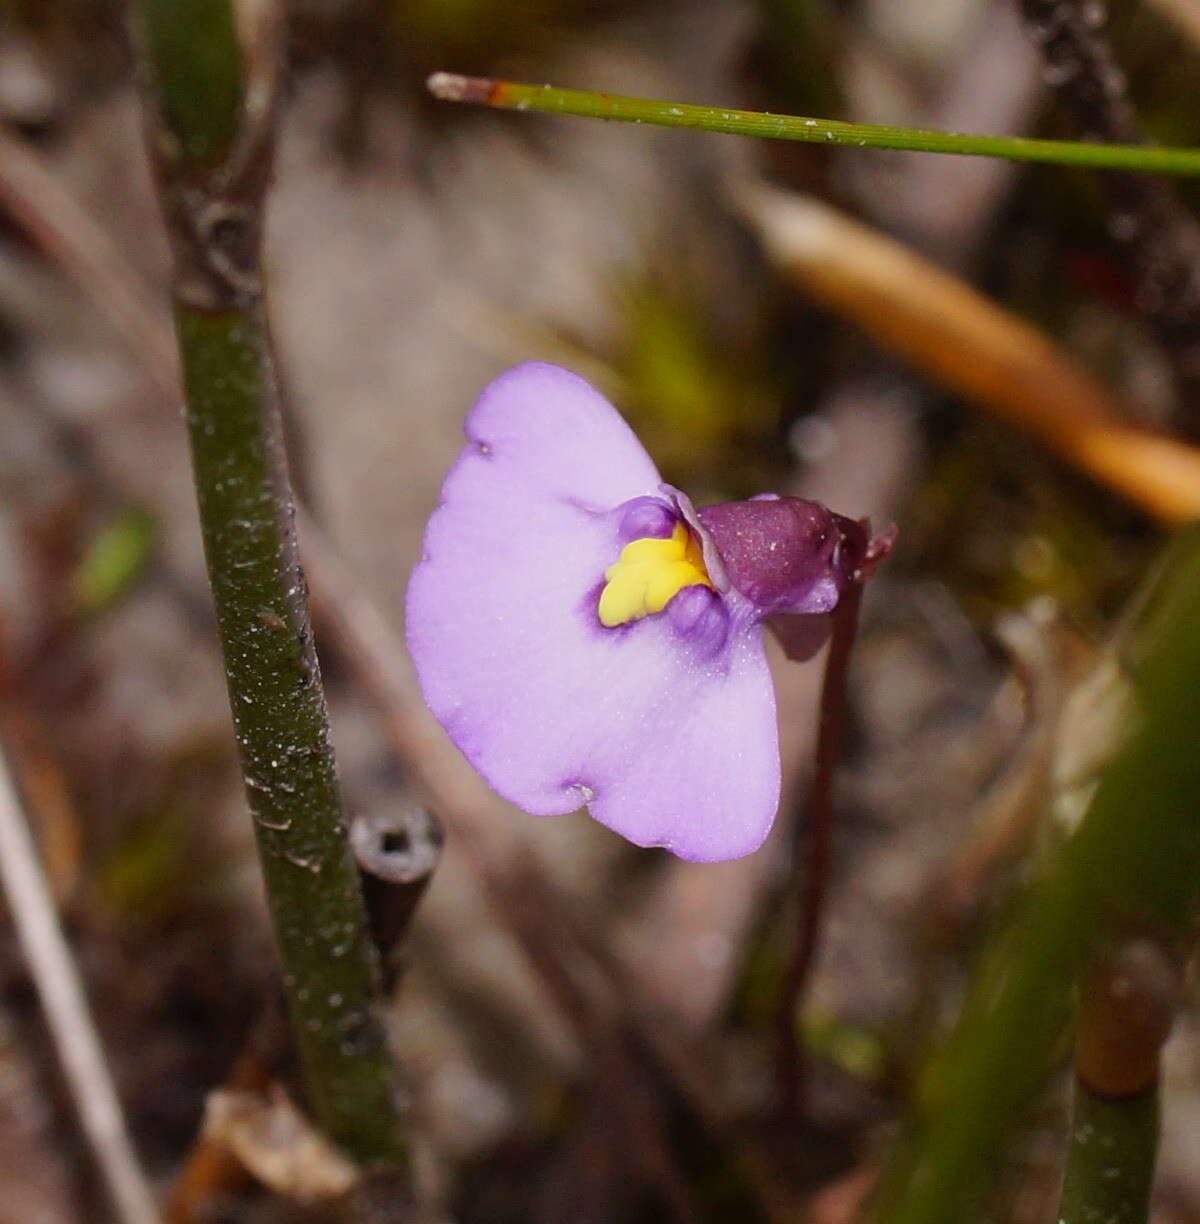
[406,362,890,862]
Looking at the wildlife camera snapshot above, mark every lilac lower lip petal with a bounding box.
[405,361,885,862]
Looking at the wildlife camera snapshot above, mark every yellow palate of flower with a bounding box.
[597,523,713,628]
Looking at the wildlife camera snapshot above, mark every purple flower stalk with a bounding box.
[406,363,888,862]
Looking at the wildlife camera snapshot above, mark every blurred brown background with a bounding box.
[1,1,1199,1220]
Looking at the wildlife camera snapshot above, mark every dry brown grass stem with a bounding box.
[0,743,161,1224]
[737,180,1200,524]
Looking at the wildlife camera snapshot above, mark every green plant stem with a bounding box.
[427,73,1200,176]
[140,0,242,165]
[868,527,1200,1224]
[177,311,403,1162]
[1061,939,1176,1224]
[133,0,406,1168]
[1060,1086,1159,1224]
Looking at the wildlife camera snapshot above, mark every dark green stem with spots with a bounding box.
[132,0,407,1169]
[1060,1087,1159,1224]
[1058,939,1177,1224]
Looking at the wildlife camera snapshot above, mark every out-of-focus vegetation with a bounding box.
[71,509,156,618]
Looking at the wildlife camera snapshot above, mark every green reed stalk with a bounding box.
[132,0,407,1168]
[1060,1087,1159,1224]
[427,73,1200,176]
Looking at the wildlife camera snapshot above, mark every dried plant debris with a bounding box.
[203,1086,359,1203]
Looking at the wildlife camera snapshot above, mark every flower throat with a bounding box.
[597,522,713,627]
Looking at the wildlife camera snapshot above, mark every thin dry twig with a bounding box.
[0,122,179,400]
[0,662,84,905]
[0,740,161,1224]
